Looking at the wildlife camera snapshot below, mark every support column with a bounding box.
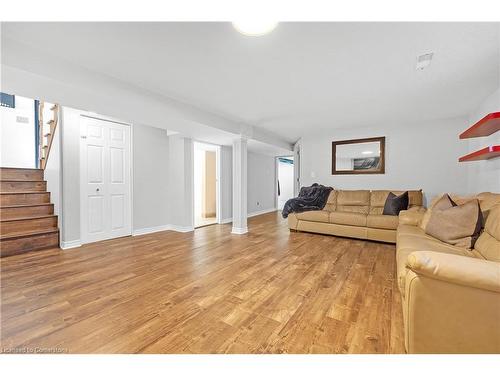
[232,137,248,234]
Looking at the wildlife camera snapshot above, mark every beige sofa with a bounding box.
[288,189,424,243]
[397,192,500,353]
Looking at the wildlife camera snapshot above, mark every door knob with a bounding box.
[96,188,100,192]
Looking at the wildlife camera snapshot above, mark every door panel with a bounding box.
[87,145,104,183]
[88,196,105,233]
[81,116,131,244]
[110,147,124,183]
[111,194,125,230]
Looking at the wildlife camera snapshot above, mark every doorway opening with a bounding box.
[194,142,219,228]
[276,156,294,211]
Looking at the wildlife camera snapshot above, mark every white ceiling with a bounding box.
[2,22,499,143]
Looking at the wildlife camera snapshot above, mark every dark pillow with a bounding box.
[383,191,409,216]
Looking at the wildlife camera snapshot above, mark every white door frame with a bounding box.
[275,154,294,210]
[79,113,133,244]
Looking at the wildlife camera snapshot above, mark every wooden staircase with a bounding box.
[0,167,60,257]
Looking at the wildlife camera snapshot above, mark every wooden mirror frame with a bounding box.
[331,136,386,175]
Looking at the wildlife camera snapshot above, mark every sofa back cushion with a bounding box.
[324,190,338,212]
[336,190,370,214]
[451,192,500,224]
[370,190,423,214]
[474,204,500,262]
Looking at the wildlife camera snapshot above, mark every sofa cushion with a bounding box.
[474,204,500,262]
[336,190,370,214]
[329,211,367,226]
[451,192,500,224]
[324,190,338,212]
[296,210,330,223]
[425,199,482,249]
[369,190,423,214]
[367,214,399,230]
[397,223,427,239]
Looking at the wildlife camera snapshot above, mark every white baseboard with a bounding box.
[133,225,171,236]
[221,208,277,225]
[231,226,248,235]
[61,240,82,250]
[247,207,277,218]
[169,225,194,233]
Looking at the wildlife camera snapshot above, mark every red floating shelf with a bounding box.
[460,112,500,139]
[459,145,500,162]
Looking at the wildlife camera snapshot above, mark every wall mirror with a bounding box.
[331,136,385,174]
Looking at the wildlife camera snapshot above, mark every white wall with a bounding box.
[247,151,277,215]
[60,107,81,245]
[133,124,170,232]
[0,95,36,168]
[466,87,500,194]
[60,106,175,246]
[277,158,294,210]
[300,117,470,205]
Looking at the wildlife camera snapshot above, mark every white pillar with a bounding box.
[232,137,248,234]
[168,135,194,232]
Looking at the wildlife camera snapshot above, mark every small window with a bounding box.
[0,92,16,108]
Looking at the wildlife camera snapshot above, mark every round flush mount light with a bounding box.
[232,21,278,36]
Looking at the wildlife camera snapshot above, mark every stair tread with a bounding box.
[0,191,49,195]
[0,167,43,171]
[0,228,59,240]
[1,214,56,222]
[1,203,53,209]
[0,180,45,182]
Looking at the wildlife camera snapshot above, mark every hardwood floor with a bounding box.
[0,211,405,354]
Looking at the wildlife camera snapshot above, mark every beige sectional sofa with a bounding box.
[287,189,424,243]
[397,192,500,353]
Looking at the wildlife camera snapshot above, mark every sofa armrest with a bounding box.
[406,251,500,293]
[399,209,425,227]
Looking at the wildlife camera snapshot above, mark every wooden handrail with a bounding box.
[39,103,59,170]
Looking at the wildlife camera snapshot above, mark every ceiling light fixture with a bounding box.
[416,52,434,70]
[232,21,278,36]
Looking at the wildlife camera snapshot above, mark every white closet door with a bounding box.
[80,116,131,244]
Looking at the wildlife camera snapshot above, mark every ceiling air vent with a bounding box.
[416,53,433,70]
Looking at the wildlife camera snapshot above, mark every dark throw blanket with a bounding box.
[282,183,333,218]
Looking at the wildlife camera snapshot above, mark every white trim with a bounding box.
[231,226,248,235]
[133,225,171,236]
[61,240,82,250]
[247,207,277,218]
[221,208,278,224]
[169,225,194,233]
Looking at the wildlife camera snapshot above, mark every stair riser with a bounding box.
[0,232,59,257]
[0,181,47,192]
[0,168,43,181]
[1,217,58,236]
[0,193,50,206]
[0,205,54,220]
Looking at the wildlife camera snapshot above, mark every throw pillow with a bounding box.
[383,191,409,216]
[425,198,483,249]
[420,194,455,230]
